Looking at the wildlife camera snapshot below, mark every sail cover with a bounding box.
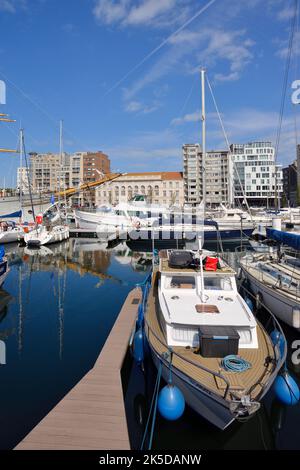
[266,228,300,250]
[0,210,22,219]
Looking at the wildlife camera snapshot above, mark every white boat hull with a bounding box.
[24,225,70,246]
[241,267,300,330]
[0,228,24,244]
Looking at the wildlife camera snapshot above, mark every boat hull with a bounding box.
[241,267,300,330]
[0,229,24,244]
[24,226,70,246]
[149,346,235,430]
[0,261,8,288]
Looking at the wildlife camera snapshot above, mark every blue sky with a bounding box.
[0,0,299,186]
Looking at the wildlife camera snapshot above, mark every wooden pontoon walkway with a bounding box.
[15,288,141,450]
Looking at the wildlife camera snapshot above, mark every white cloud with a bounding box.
[125,99,161,113]
[93,0,183,27]
[0,0,16,12]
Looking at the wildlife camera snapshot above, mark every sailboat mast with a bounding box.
[201,68,206,211]
[19,128,23,221]
[58,120,63,209]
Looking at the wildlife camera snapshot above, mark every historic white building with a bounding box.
[95,172,184,207]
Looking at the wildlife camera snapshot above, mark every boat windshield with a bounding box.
[165,275,196,289]
[204,276,233,291]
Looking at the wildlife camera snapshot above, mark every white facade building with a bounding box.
[230,142,283,206]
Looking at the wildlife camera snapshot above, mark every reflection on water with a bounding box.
[0,239,151,450]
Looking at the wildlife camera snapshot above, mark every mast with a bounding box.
[201,68,206,211]
[19,128,23,222]
[59,120,63,211]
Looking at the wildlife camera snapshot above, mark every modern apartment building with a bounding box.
[95,172,184,207]
[183,144,232,206]
[230,142,283,207]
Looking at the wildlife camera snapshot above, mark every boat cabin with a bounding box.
[158,250,258,349]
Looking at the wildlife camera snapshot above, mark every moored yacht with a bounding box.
[0,246,9,288]
[143,247,284,429]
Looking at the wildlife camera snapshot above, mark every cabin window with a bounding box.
[165,276,195,289]
[204,277,233,291]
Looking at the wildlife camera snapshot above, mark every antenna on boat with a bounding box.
[19,126,23,223]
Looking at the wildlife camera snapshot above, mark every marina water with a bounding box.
[0,240,299,450]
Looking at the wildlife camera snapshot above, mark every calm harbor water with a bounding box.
[0,239,299,450]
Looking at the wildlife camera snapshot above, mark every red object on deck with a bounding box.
[204,257,218,271]
[36,214,43,225]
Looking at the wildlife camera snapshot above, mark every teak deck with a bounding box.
[15,288,141,450]
[145,273,275,400]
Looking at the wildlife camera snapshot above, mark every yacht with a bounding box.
[143,247,284,429]
[0,221,24,244]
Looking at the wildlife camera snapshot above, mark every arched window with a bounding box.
[121,186,126,196]
[154,185,159,196]
[134,185,139,194]
[141,185,145,194]
[128,186,133,199]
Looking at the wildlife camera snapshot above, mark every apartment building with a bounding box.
[29,151,110,204]
[231,142,283,206]
[183,144,232,206]
[95,172,184,207]
[17,167,30,194]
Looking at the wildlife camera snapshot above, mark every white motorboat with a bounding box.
[24,225,70,247]
[142,247,284,429]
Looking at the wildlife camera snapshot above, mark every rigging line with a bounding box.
[0,71,90,151]
[102,0,218,99]
[274,0,298,207]
[206,74,253,218]
[178,73,198,117]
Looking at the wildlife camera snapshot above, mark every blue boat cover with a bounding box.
[0,210,22,219]
[266,228,300,251]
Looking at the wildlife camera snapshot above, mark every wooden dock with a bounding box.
[15,288,142,450]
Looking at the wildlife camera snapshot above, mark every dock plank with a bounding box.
[15,288,141,450]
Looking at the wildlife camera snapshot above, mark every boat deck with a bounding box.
[145,273,275,401]
[159,250,235,275]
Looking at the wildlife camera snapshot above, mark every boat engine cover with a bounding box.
[168,251,194,269]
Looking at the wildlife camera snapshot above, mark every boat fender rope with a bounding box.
[221,355,252,373]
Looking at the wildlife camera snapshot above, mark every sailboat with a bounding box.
[140,70,285,430]
[0,115,25,243]
[24,121,70,247]
[240,228,300,330]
